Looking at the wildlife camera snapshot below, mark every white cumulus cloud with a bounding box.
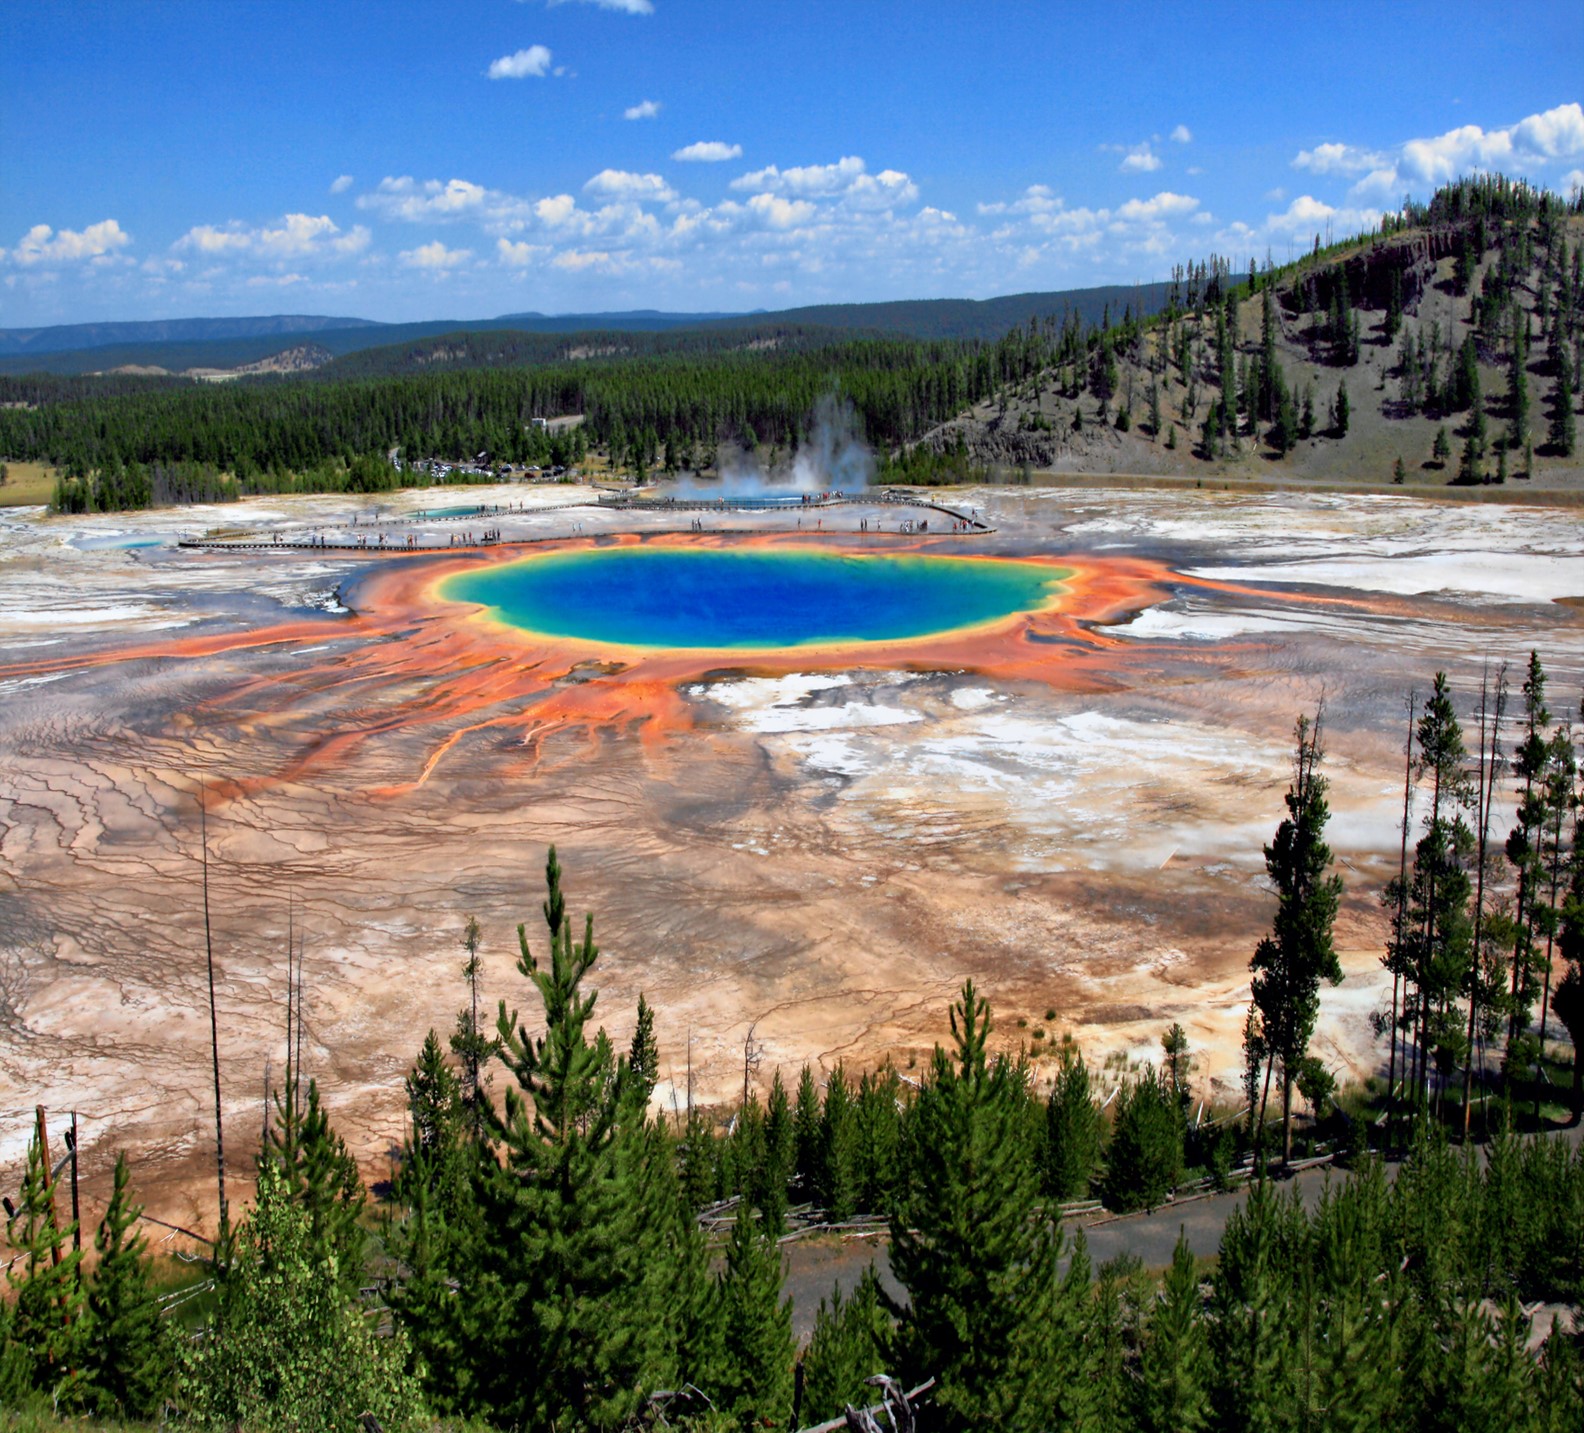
[359,176,532,229]
[732,155,867,196]
[727,155,917,208]
[1243,195,1386,241]
[535,194,581,228]
[488,46,553,80]
[531,0,652,12]
[1295,103,1584,201]
[746,193,818,229]
[329,174,354,195]
[173,214,368,261]
[497,238,546,267]
[400,241,473,269]
[624,99,661,120]
[584,169,677,202]
[845,169,919,209]
[553,249,618,272]
[1170,124,1192,144]
[6,219,132,266]
[1293,141,1388,175]
[1114,192,1199,222]
[673,140,742,163]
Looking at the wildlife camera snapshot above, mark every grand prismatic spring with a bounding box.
[1,482,1582,1223]
[439,548,1072,650]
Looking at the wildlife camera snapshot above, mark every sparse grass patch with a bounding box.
[0,460,58,507]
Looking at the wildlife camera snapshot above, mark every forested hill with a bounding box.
[0,283,1172,377]
[706,282,1175,342]
[900,174,1584,488]
[309,320,893,380]
[0,308,742,360]
[0,312,380,359]
[0,310,744,377]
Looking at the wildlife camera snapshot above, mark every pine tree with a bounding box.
[3,1130,86,1404]
[81,1153,174,1419]
[385,1155,480,1417]
[627,992,660,1108]
[757,1071,795,1235]
[478,846,667,1429]
[1532,724,1577,1098]
[679,1108,718,1212]
[1429,1294,1537,1432]
[793,1064,822,1198]
[710,1201,795,1430]
[1044,1044,1102,1200]
[801,1266,894,1425]
[1403,674,1477,1113]
[1104,1064,1183,1212]
[1433,424,1452,465]
[261,1074,366,1288]
[1250,713,1345,1161]
[1135,1234,1211,1432]
[1556,791,1584,1123]
[1550,348,1576,455]
[1385,268,1404,342]
[386,1025,484,1415]
[1209,1181,1301,1430]
[1332,380,1351,435]
[400,1031,467,1205]
[1507,653,1552,1065]
[889,981,1080,1432]
[1162,1022,1193,1115]
[1301,1164,1403,1431]
[1455,332,1482,412]
[1459,430,1486,484]
[818,1064,861,1220]
[664,1143,720,1395]
[853,1067,900,1215]
[450,912,497,1145]
[1509,304,1530,448]
[730,1093,767,1204]
[1087,1254,1143,1433]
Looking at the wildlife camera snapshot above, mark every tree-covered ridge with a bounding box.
[0,283,1179,378]
[0,333,1023,511]
[926,174,1583,480]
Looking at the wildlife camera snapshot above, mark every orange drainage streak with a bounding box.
[0,537,1196,801]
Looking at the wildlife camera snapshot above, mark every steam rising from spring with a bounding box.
[670,392,874,499]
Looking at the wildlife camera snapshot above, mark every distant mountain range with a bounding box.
[0,313,383,358]
[0,284,1171,376]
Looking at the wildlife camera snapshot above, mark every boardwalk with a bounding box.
[177,491,994,555]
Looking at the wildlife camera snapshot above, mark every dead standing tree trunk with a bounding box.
[199,783,228,1242]
[794,1376,935,1433]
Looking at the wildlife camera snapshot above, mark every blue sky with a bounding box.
[3,0,1582,327]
